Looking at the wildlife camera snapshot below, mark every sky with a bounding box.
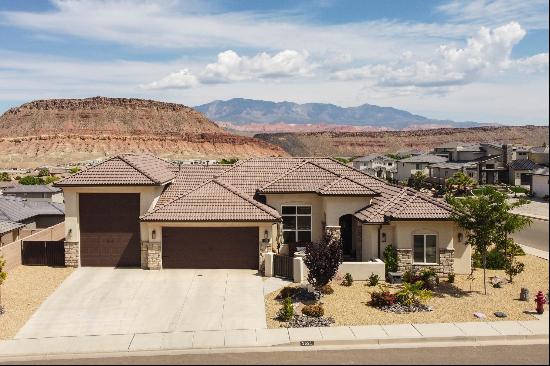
[0,0,548,125]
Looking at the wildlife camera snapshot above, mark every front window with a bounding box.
[413,234,437,264]
[415,163,422,170]
[282,205,312,243]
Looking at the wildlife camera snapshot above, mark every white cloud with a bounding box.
[332,22,543,89]
[141,69,198,90]
[513,53,549,73]
[201,49,313,82]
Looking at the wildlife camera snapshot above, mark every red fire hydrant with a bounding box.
[535,291,547,314]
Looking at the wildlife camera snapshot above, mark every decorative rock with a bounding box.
[491,276,504,288]
[287,315,335,328]
[0,305,5,316]
[494,311,507,318]
[380,303,432,314]
[520,288,530,301]
[474,312,487,319]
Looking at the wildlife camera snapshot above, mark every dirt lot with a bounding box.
[266,254,549,328]
[0,266,73,339]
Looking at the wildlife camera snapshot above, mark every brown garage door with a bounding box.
[79,193,141,267]
[162,227,259,269]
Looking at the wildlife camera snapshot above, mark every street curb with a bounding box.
[1,332,547,359]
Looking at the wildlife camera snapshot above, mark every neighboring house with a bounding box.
[0,196,65,231]
[508,159,544,187]
[351,154,396,179]
[477,155,509,185]
[529,146,549,166]
[515,147,530,160]
[0,220,24,246]
[428,162,478,186]
[56,154,471,275]
[531,167,549,198]
[1,184,64,203]
[395,154,448,182]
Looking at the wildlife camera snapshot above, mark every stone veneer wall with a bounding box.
[396,248,454,277]
[64,241,79,267]
[141,241,161,270]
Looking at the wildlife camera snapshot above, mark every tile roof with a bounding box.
[141,179,281,222]
[56,154,175,186]
[508,159,541,171]
[530,146,549,154]
[398,154,448,163]
[0,196,64,222]
[2,184,61,194]
[353,154,394,162]
[0,196,37,222]
[0,220,24,235]
[354,187,453,223]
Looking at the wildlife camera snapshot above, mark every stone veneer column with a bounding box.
[141,241,161,270]
[64,241,79,267]
[396,248,412,273]
[438,249,454,276]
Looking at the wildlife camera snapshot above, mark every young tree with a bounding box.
[38,168,50,177]
[303,233,343,292]
[447,186,529,294]
[409,171,427,191]
[0,256,7,312]
[0,172,10,182]
[446,171,477,196]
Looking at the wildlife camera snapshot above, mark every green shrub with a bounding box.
[396,281,433,306]
[369,285,397,307]
[301,304,325,318]
[18,175,43,185]
[367,273,379,287]
[383,245,398,273]
[341,273,353,287]
[276,286,301,300]
[277,297,294,321]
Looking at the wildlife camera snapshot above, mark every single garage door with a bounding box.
[162,227,259,269]
[79,193,141,267]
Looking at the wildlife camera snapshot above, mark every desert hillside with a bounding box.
[0,97,286,167]
[255,126,549,156]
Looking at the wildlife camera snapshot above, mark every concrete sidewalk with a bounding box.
[0,318,547,358]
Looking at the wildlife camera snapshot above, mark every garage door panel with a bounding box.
[79,194,141,267]
[162,227,259,269]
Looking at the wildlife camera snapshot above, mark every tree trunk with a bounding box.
[483,248,487,295]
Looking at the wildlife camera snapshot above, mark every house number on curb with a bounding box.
[300,341,315,346]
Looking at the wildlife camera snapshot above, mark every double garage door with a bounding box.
[79,193,258,269]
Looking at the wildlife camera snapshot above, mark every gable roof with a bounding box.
[56,154,175,186]
[141,179,281,222]
[399,154,448,163]
[354,187,453,223]
[0,196,37,222]
[3,184,61,194]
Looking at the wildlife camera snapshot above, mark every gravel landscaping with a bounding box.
[265,254,549,328]
[0,266,73,340]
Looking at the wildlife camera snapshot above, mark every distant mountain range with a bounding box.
[195,98,487,132]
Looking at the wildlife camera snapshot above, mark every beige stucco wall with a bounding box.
[532,174,549,198]
[62,185,165,253]
[362,220,471,274]
[396,162,429,182]
[265,193,371,244]
[1,229,19,245]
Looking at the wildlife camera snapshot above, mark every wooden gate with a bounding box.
[22,241,65,266]
[273,254,294,279]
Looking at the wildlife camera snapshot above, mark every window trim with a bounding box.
[281,205,312,243]
[412,233,438,265]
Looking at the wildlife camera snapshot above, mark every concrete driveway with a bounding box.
[16,268,285,339]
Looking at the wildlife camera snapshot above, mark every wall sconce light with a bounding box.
[151,230,157,240]
[381,233,387,243]
[262,229,270,244]
[67,228,72,239]
[458,233,463,242]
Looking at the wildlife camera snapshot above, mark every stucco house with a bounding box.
[427,161,478,186]
[529,145,549,166]
[395,154,448,183]
[55,154,470,276]
[531,167,549,198]
[351,154,396,180]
